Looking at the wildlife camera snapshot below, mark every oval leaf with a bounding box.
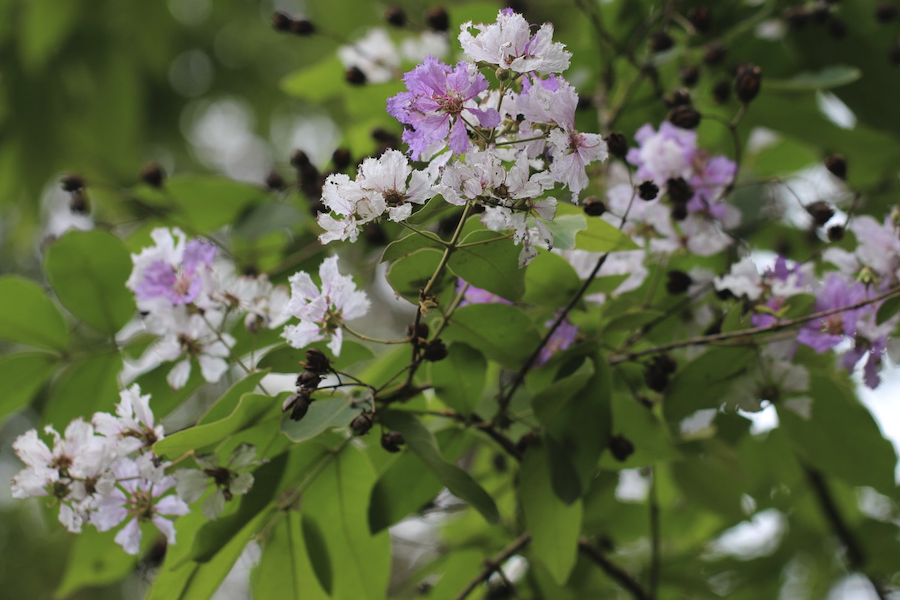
[0,276,69,351]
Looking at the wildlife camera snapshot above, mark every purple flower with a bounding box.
[128,229,217,307]
[457,279,513,307]
[687,154,736,219]
[796,275,866,352]
[537,316,578,366]
[387,57,500,159]
[627,122,697,186]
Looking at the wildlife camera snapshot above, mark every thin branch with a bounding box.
[648,467,661,598]
[453,533,532,600]
[578,538,651,600]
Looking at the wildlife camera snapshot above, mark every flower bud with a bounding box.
[385,5,407,27]
[679,66,700,87]
[265,169,286,191]
[703,40,726,65]
[345,66,367,86]
[425,6,449,31]
[666,177,694,204]
[666,270,693,294]
[605,132,628,159]
[380,431,405,453]
[805,201,835,226]
[271,11,293,32]
[583,196,607,216]
[688,7,712,33]
[350,412,374,436]
[69,189,90,214]
[289,18,315,36]
[734,64,762,103]
[713,79,731,104]
[638,181,660,201]
[876,2,898,23]
[60,173,85,192]
[824,154,847,179]
[422,338,449,362]
[608,434,635,462]
[667,105,701,129]
[827,225,845,242]
[649,31,674,53]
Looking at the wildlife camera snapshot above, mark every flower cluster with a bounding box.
[316,9,609,266]
[10,385,259,553]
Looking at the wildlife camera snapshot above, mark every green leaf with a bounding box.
[877,295,900,325]
[303,444,391,600]
[43,230,134,335]
[280,395,360,443]
[17,0,80,72]
[524,250,583,308]
[368,429,470,533]
[154,393,277,458]
[44,352,122,426]
[431,343,486,415]
[198,371,269,425]
[584,274,629,295]
[670,451,747,522]
[234,202,305,241]
[602,309,665,332]
[544,214,587,250]
[258,340,374,374]
[766,66,862,91]
[442,303,540,369]
[0,275,69,352]
[252,512,330,600]
[55,528,139,598]
[663,346,758,423]
[0,352,57,423]
[520,444,582,585]
[556,203,638,252]
[280,55,346,102]
[381,231,443,263]
[386,247,447,303]
[532,369,594,426]
[382,410,500,523]
[449,231,525,302]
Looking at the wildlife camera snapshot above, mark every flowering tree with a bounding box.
[3,1,900,599]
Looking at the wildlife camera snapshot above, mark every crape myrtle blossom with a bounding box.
[282,255,370,356]
[93,385,165,456]
[725,344,812,419]
[127,228,217,310]
[175,444,257,520]
[458,9,571,75]
[318,149,437,244]
[215,270,291,333]
[337,28,401,84]
[536,315,578,366]
[823,210,900,286]
[91,455,190,555]
[150,309,235,390]
[387,56,500,159]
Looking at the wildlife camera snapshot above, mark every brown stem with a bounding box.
[453,533,532,600]
[578,538,651,600]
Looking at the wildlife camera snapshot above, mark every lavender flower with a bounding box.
[127,228,216,308]
[537,316,578,366]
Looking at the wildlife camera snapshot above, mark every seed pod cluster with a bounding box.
[644,354,677,392]
[282,349,332,421]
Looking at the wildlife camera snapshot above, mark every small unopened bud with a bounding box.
[422,338,448,362]
[713,79,731,103]
[605,132,628,159]
[385,5,407,27]
[69,189,90,214]
[289,18,315,36]
[649,31,674,53]
[688,7,712,32]
[703,40,727,65]
[734,64,762,103]
[679,66,700,87]
[265,170,286,191]
[583,196,607,216]
[825,154,847,179]
[380,431,405,453]
[271,11,293,32]
[664,88,692,108]
[668,105,701,129]
[784,7,809,29]
[827,225,845,242]
[666,177,694,204]
[495,66,511,81]
[805,201,835,226]
[60,174,85,192]
[425,6,449,31]
[331,148,352,170]
[350,412,374,436]
[345,66,367,85]
[876,2,898,22]
[638,181,660,201]
[666,270,693,294]
[609,435,635,462]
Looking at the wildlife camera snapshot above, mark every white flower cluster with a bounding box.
[10,385,258,553]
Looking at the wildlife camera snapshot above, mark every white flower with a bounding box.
[337,28,400,84]
[548,129,608,201]
[148,309,234,390]
[91,456,189,555]
[714,257,763,301]
[282,256,370,356]
[459,10,571,74]
[93,384,165,456]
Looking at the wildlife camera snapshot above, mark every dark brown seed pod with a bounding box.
[666,270,693,294]
[703,40,727,66]
[271,11,293,32]
[805,201,835,226]
[422,338,449,362]
[385,5,407,27]
[605,132,627,159]
[350,412,374,436]
[425,6,449,31]
[60,173,85,192]
[667,177,694,204]
[671,204,688,221]
[140,162,166,188]
[713,79,731,104]
[649,31,674,53]
[69,189,90,214]
[827,225,845,242]
[664,88,692,109]
[609,434,635,462]
[680,65,700,87]
[583,196,607,216]
[296,369,322,390]
[301,348,331,374]
[380,431,405,452]
[688,7,712,33]
[638,181,660,201]
[345,66,367,85]
[667,105,701,129]
[265,170,286,191]
[289,18,315,36]
[406,322,429,340]
[825,154,847,179]
[290,149,311,169]
[331,148,352,170]
[734,64,762,103]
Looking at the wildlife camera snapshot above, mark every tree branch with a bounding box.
[453,533,532,600]
[578,538,651,600]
